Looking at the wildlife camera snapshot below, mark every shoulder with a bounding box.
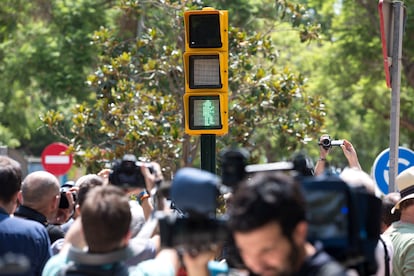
[124,239,157,266]
[129,258,175,276]
[47,224,65,243]
[5,215,49,239]
[300,248,347,276]
[42,252,69,276]
[385,222,414,248]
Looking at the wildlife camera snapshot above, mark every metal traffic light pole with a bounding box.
[201,134,216,173]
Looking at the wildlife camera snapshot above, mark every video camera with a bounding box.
[158,167,228,255]
[318,136,344,150]
[219,148,381,275]
[109,154,154,189]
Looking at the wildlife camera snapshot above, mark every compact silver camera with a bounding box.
[318,136,344,150]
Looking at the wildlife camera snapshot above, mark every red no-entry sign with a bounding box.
[41,142,73,176]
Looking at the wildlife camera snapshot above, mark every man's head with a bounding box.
[392,166,414,214]
[381,192,400,231]
[227,172,307,276]
[0,156,22,213]
[19,171,60,220]
[76,174,104,208]
[81,185,131,253]
[339,167,376,194]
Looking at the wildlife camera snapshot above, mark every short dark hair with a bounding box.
[381,192,400,226]
[76,174,104,207]
[81,185,131,253]
[0,156,22,203]
[227,172,306,238]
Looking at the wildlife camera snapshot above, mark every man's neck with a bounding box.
[400,213,414,224]
[0,201,14,215]
[400,205,414,224]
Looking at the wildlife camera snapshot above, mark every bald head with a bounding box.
[21,171,60,209]
[339,167,376,195]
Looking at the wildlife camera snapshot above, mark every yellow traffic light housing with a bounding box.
[183,8,229,136]
[184,8,228,52]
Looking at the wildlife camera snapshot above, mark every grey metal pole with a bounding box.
[388,1,404,193]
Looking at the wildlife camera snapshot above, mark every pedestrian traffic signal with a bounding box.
[183,93,228,136]
[183,8,228,135]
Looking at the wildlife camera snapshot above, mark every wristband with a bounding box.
[137,190,150,205]
[319,158,326,161]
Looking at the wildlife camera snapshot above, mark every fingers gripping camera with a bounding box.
[59,185,77,209]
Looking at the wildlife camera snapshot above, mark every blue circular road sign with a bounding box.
[373,146,414,194]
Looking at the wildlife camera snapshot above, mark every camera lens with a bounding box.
[321,138,331,147]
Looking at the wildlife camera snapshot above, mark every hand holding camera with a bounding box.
[51,185,77,225]
[109,154,155,190]
[315,135,362,176]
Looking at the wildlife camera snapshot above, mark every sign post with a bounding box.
[41,142,73,176]
[378,0,406,192]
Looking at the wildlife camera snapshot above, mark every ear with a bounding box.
[121,230,131,247]
[8,192,20,214]
[52,193,60,210]
[293,221,308,245]
[17,190,23,205]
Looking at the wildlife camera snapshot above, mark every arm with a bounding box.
[58,217,86,253]
[140,162,164,220]
[341,139,361,170]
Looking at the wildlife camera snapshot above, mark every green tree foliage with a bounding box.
[42,0,326,175]
[296,0,414,171]
[0,0,111,154]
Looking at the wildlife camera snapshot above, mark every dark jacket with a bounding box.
[295,242,348,276]
[14,205,65,243]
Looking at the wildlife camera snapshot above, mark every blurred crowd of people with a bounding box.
[0,135,413,276]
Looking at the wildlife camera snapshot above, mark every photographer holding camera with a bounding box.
[15,171,75,244]
[108,154,165,222]
[314,135,361,176]
[129,167,228,276]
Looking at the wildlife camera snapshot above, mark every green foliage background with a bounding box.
[1,0,413,178]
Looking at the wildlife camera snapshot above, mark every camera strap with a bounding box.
[378,236,390,276]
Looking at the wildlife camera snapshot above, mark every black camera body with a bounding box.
[158,167,227,254]
[159,214,228,253]
[318,136,344,150]
[302,175,381,274]
[109,154,154,189]
[59,186,77,209]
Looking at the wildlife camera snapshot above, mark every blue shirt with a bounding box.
[0,208,52,276]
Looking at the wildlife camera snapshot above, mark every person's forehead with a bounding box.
[234,221,286,250]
